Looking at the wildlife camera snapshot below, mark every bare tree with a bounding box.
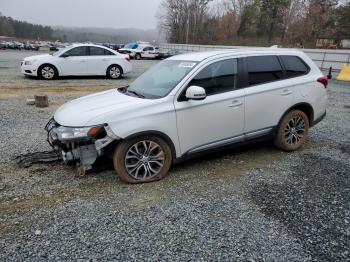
[157,0,212,43]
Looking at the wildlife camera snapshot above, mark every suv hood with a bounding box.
[54,89,146,127]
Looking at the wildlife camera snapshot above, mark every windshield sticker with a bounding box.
[178,62,196,68]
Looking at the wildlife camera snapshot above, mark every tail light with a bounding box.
[125,55,130,62]
[317,76,328,88]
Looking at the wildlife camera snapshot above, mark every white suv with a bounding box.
[46,49,327,183]
[119,44,159,60]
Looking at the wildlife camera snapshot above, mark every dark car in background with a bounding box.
[24,43,39,51]
[103,43,124,51]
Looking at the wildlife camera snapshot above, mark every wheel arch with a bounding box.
[123,130,177,162]
[38,63,59,77]
[278,102,314,128]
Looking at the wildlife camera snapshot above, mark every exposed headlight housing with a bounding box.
[55,125,104,141]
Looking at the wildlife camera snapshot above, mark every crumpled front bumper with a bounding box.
[45,118,118,170]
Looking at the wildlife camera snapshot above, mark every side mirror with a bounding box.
[60,53,69,58]
[185,85,206,100]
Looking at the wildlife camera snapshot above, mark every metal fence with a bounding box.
[159,43,350,71]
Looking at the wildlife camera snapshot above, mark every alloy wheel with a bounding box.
[284,116,305,145]
[109,66,121,79]
[124,140,165,180]
[41,66,55,79]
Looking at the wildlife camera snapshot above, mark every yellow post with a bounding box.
[337,64,350,81]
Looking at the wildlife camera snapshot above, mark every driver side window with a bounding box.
[188,58,238,96]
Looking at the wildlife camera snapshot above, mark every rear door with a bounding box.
[243,55,296,135]
[86,46,115,75]
[58,46,89,76]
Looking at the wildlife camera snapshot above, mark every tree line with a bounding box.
[0,12,162,43]
[0,13,53,40]
[158,0,350,47]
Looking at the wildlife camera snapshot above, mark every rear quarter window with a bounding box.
[280,55,309,78]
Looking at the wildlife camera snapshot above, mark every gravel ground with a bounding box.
[0,50,350,261]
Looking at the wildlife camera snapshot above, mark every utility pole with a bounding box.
[186,16,190,44]
[185,1,190,44]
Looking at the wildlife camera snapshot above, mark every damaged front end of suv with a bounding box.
[45,118,120,175]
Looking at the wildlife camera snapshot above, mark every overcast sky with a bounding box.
[0,0,163,30]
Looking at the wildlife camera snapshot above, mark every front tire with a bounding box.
[39,64,58,80]
[113,136,172,183]
[274,110,309,151]
[135,53,141,60]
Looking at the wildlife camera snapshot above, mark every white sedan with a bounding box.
[21,44,132,80]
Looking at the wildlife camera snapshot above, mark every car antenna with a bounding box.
[327,66,332,80]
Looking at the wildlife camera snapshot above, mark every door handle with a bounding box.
[229,100,243,108]
[281,89,293,96]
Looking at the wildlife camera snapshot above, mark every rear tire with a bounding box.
[274,110,309,151]
[107,65,122,79]
[113,136,172,183]
[135,53,141,60]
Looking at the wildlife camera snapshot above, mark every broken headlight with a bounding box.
[56,125,104,141]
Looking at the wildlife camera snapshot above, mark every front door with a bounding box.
[174,58,245,155]
[58,46,89,76]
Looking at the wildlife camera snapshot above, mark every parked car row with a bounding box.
[118,42,183,60]
[0,41,39,50]
[2,39,183,61]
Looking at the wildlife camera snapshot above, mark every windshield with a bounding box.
[127,60,197,99]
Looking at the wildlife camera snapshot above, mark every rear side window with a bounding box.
[105,50,114,55]
[90,47,114,56]
[246,56,283,86]
[188,59,238,96]
[280,55,309,78]
[90,47,105,56]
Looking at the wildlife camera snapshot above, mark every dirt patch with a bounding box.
[0,85,125,99]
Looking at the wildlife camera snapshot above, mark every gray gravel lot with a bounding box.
[0,50,350,261]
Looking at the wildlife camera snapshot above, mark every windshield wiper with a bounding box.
[127,89,145,98]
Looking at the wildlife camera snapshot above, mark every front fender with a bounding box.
[107,112,181,158]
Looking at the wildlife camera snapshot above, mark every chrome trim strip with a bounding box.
[186,127,274,155]
[188,135,245,154]
[245,127,273,140]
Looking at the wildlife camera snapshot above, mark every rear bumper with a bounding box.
[123,62,132,74]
